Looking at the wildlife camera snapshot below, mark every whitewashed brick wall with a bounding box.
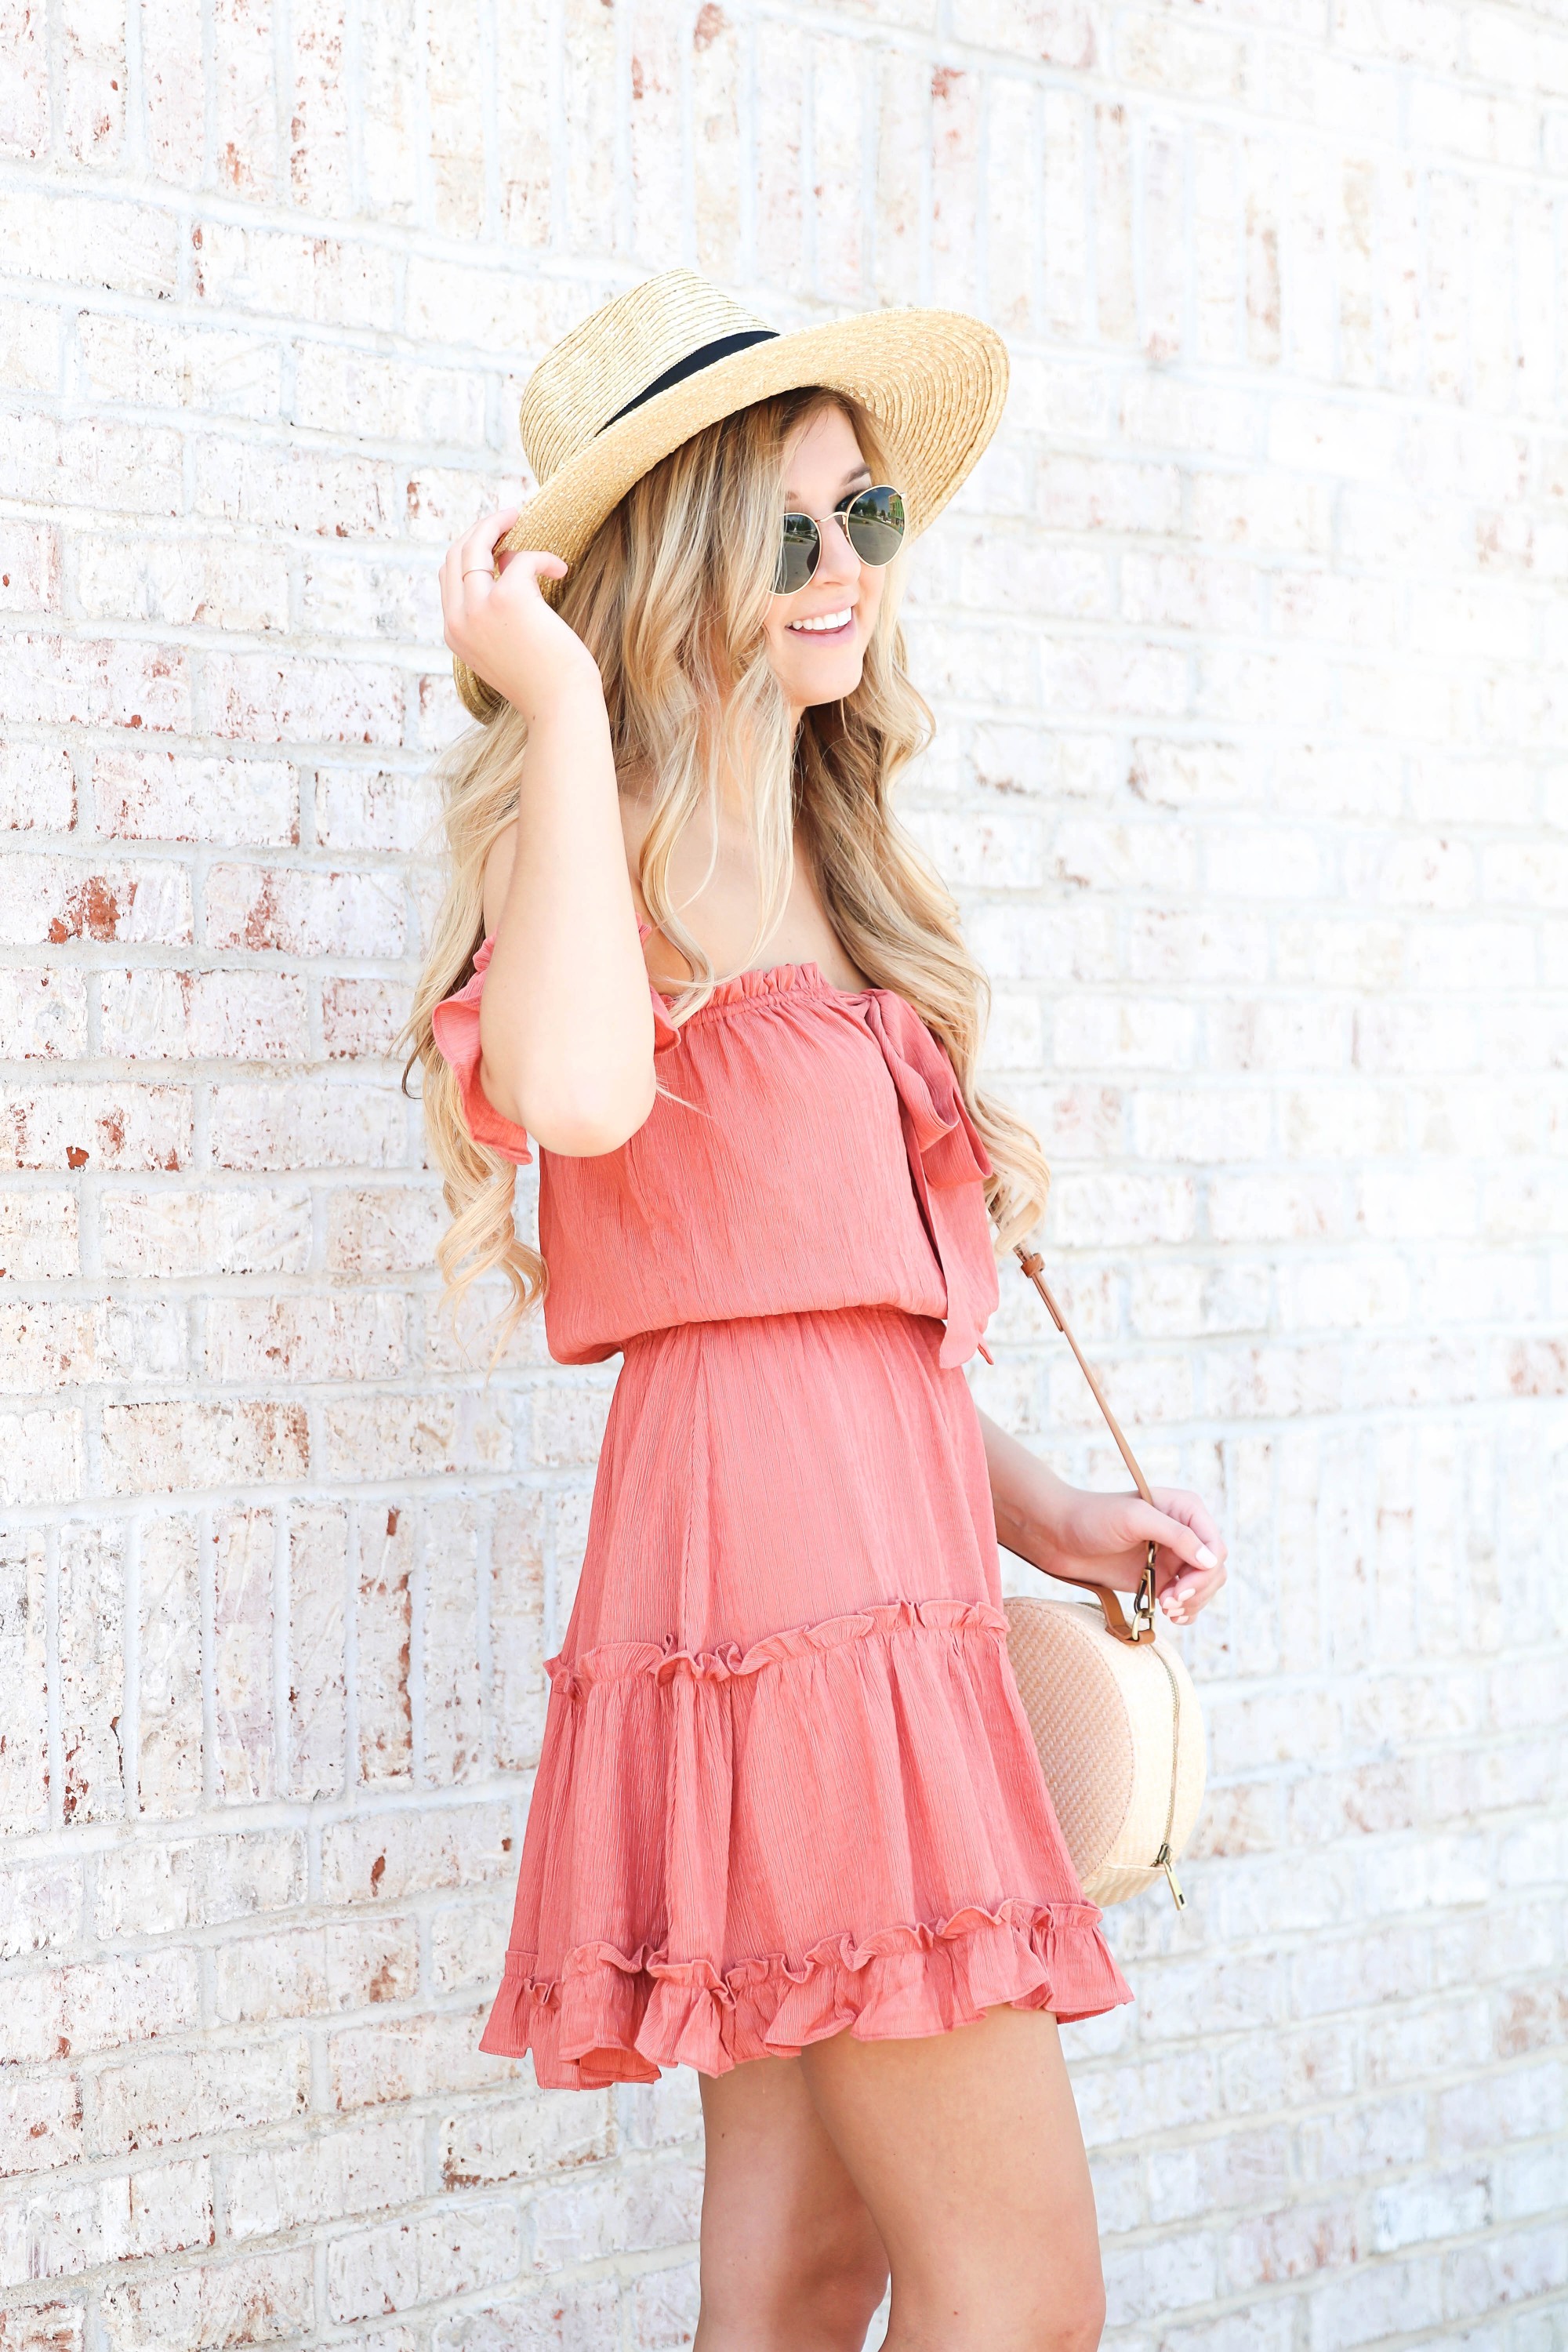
[4,1,1566,2346]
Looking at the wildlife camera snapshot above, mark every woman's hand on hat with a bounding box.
[441,506,602,723]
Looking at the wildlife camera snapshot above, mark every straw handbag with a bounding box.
[1003,1247,1207,1911]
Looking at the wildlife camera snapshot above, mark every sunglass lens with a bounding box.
[775,513,820,596]
[844,485,906,567]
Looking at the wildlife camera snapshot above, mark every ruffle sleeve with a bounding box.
[430,935,681,1167]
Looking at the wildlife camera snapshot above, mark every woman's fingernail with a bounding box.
[1195,1544,1218,1569]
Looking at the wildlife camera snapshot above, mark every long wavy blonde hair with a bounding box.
[406,389,1051,1338]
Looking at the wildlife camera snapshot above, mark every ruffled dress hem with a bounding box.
[479,1596,1133,2089]
[480,1896,1132,2088]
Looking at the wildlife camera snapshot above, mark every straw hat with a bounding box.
[452,267,1008,720]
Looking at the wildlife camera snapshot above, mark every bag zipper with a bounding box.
[1149,1640,1185,1910]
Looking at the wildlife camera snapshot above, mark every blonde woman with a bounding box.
[411,274,1227,2352]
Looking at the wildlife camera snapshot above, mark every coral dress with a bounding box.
[434,937,1131,2089]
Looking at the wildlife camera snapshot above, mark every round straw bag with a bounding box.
[1002,1249,1207,1910]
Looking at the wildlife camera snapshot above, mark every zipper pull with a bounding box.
[1154,1843,1186,1911]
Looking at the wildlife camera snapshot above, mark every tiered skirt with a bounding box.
[481,1306,1132,2088]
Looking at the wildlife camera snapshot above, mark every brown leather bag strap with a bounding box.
[1013,1245,1159,1646]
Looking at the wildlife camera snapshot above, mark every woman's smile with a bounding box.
[787,604,856,639]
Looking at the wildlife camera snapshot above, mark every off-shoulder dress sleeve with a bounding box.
[430,935,681,1166]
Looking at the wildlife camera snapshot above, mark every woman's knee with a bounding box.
[699,2223,887,2350]
[887,2263,1103,2352]
[1048,2273,1107,2350]
[809,2232,891,2341]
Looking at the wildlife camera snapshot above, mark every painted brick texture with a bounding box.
[4,2,1567,2348]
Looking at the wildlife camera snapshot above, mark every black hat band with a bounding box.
[598,328,780,433]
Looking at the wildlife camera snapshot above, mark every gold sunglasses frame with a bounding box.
[773,485,907,597]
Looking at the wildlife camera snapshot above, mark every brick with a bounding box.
[300,550,446,638]
[2,855,193,947]
[529,1383,609,1468]
[59,0,127,167]
[0,1524,49,1829]
[99,2248,314,2350]
[194,209,401,319]
[99,969,309,1061]
[140,0,203,178]
[1054,995,1196,1073]
[0,2076,86,2178]
[423,1495,484,1786]
[0,1857,82,1960]
[212,1505,278,1801]
[314,764,443,852]
[100,1186,311,1278]
[138,1513,204,1817]
[0,1297,185,1390]
[285,1499,347,1796]
[206,861,407,955]
[0,1407,85,1503]
[51,1947,201,2062]
[0,741,74,832]
[0,2306,83,2352]
[287,0,353,212]
[430,1898,509,1998]
[78,314,282,417]
[4,191,179,293]
[209,1080,409,1170]
[0,969,88,1058]
[321,1802,512,1908]
[220,2112,422,2239]
[94,2040,310,2156]
[491,1490,546,1773]
[0,521,63,614]
[0,1192,79,1283]
[58,1518,125,1822]
[91,751,297,844]
[357,1501,415,1783]
[76,535,290,634]
[327,2199,520,2323]
[93,1829,303,1939]
[205,1292,405,1383]
[630,2264,701,2352]
[101,1399,309,1493]
[432,2281,621,2351]
[329,2003,514,2114]
[531,2160,703,2272]
[203,652,404,746]
[438,2092,612,2190]
[321,1389,510,1479]
[212,1916,417,2025]
[1,418,183,517]
[322,976,407,1058]
[1435,2063,1564,2154]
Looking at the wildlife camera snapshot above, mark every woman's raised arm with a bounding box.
[440,507,655,1156]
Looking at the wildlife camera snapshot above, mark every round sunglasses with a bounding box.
[774,485,906,597]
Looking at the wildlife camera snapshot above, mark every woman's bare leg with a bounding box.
[799,2006,1105,2352]
[695,2053,890,2352]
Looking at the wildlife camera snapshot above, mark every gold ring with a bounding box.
[462,568,494,578]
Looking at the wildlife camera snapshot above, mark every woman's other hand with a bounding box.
[440,506,602,722]
[1041,1484,1228,1626]
[980,1414,1228,1628]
